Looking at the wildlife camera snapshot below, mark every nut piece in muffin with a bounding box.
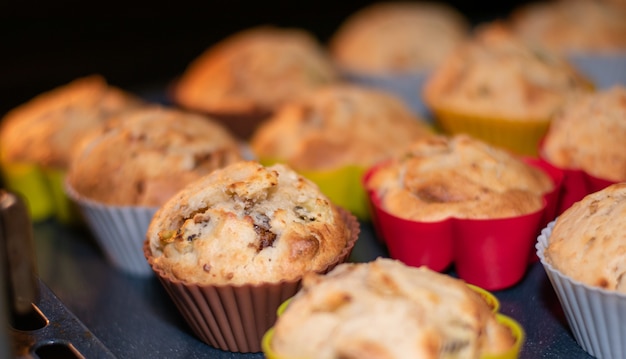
[66,105,244,207]
[544,182,626,292]
[250,84,433,171]
[366,134,554,222]
[329,1,470,75]
[173,26,338,119]
[509,0,626,55]
[146,160,354,285]
[269,258,517,359]
[541,85,626,182]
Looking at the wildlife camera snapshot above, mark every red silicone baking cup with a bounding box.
[363,158,563,290]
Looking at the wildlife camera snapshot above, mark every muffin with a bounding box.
[173,25,339,139]
[0,75,142,222]
[541,85,626,214]
[537,182,626,358]
[509,0,626,89]
[264,258,523,359]
[144,161,359,352]
[423,22,593,156]
[364,134,562,289]
[329,1,470,118]
[65,105,244,275]
[250,83,433,219]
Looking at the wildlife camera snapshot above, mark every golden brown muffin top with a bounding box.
[509,0,626,54]
[66,105,243,207]
[545,183,626,293]
[366,134,554,221]
[542,85,626,182]
[0,75,142,168]
[423,22,593,121]
[250,84,433,170]
[271,258,516,359]
[329,1,470,74]
[174,26,338,116]
[146,161,352,285]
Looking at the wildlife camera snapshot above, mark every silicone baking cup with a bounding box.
[65,180,157,276]
[262,285,524,359]
[567,52,626,90]
[259,158,370,221]
[363,158,564,290]
[143,208,359,353]
[537,221,626,359]
[1,159,80,224]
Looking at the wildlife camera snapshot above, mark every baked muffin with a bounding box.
[364,134,562,289]
[423,22,593,156]
[173,26,338,139]
[537,182,626,358]
[509,0,626,89]
[540,86,626,214]
[367,134,554,222]
[250,83,433,219]
[265,258,522,359]
[329,1,470,117]
[144,161,359,351]
[65,105,244,275]
[0,74,143,222]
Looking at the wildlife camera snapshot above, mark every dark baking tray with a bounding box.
[32,218,593,358]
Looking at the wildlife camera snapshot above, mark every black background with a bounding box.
[0,0,533,118]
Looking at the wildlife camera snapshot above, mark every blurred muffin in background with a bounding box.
[423,22,593,156]
[328,1,470,118]
[509,0,626,88]
[250,83,433,219]
[65,105,244,276]
[540,85,626,213]
[173,26,339,139]
[0,74,143,223]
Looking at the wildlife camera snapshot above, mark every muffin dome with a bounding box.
[270,258,516,358]
[66,105,243,207]
[366,134,554,221]
[250,84,433,170]
[174,26,338,116]
[541,85,626,182]
[146,161,353,285]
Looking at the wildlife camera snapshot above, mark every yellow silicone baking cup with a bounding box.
[431,108,550,157]
[1,161,79,224]
[263,286,523,359]
[259,158,370,221]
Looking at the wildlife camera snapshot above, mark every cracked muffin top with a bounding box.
[173,26,338,116]
[545,183,626,293]
[0,74,143,169]
[145,161,353,285]
[329,1,469,74]
[366,134,554,221]
[66,105,243,207]
[541,85,626,182]
[270,258,516,359]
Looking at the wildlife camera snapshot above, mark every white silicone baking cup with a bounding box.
[567,51,626,90]
[536,220,626,359]
[65,182,157,276]
[338,67,433,121]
